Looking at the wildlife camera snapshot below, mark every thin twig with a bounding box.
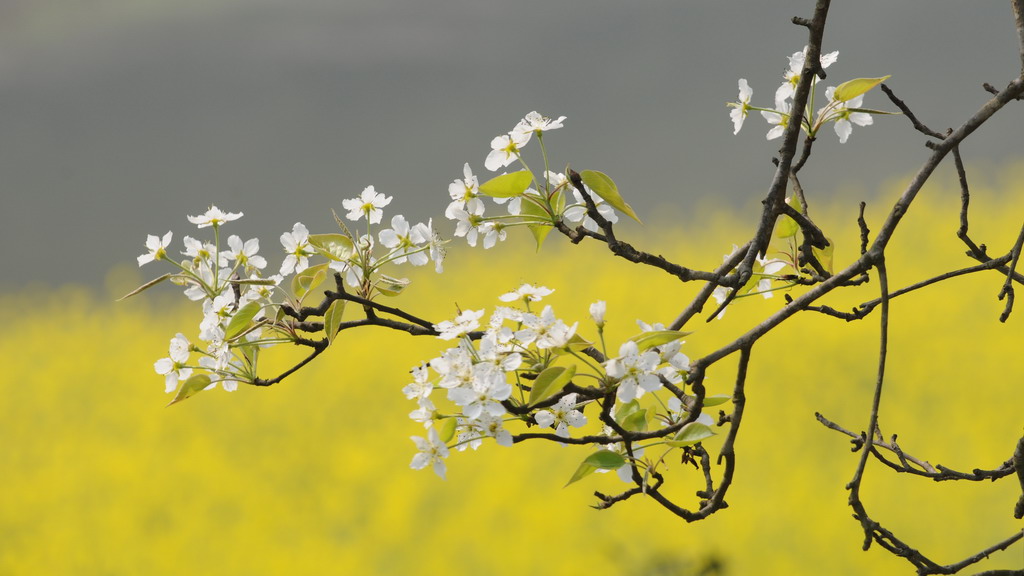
[996,222,1024,322]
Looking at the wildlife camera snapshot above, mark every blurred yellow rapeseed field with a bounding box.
[2,165,1022,575]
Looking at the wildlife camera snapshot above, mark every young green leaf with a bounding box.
[666,422,716,447]
[833,76,890,103]
[526,223,554,251]
[438,417,458,444]
[230,277,280,286]
[167,373,212,407]
[324,299,346,343]
[225,301,262,340]
[813,238,834,275]
[631,330,691,352]
[621,407,649,433]
[615,400,643,426]
[579,170,642,224]
[291,263,328,302]
[516,192,555,250]
[775,196,803,239]
[849,108,900,116]
[116,273,174,301]
[375,275,411,297]
[565,449,627,487]
[479,170,534,198]
[235,341,259,371]
[551,334,594,356]
[529,364,577,405]
[702,394,732,407]
[309,233,355,261]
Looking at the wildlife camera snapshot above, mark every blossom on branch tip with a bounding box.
[458,413,513,449]
[447,163,485,216]
[227,235,266,271]
[498,284,554,303]
[512,111,566,140]
[402,364,433,400]
[820,86,874,143]
[342,185,393,224]
[154,333,192,393]
[280,222,313,276]
[729,79,753,134]
[775,45,839,102]
[430,343,475,389]
[187,206,243,228]
[589,300,606,327]
[409,398,437,428]
[199,292,234,342]
[182,236,228,268]
[761,97,792,141]
[448,205,484,247]
[516,305,577,350]
[434,309,485,341]
[535,393,587,439]
[606,340,661,403]
[181,264,231,302]
[196,339,241,391]
[410,428,449,479]
[484,131,530,172]
[447,368,511,420]
[379,214,430,266]
[425,219,446,273]
[478,222,507,249]
[137,231,173,266]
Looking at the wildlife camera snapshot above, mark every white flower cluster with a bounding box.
[406,284,582,478]
[140,207,279,394]
[444,112,618,250]
[729,46,883,143]
[407,286,713,481]
[137,191,445,400]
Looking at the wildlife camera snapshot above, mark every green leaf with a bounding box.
[848,108,900,116]
[631,330,691,352]
[702,394,732,407]
[225,301,262,340]
[813,238,834,275]
[528,364,577,405]
[167,374,212,407]
[833,76,890,103]
[526,224,554,250]
[116,273,174,301]
[565,449,627,487]
[551,334,594,356]
[479,170,534,198]
[549,186,567,216]
[324,299,346,343]
[438,417,457,444]
[291,263,328,302]
[775,195,803,239]
[519,193,555,250]
[309,233,355,261]
[579,170,642,224]
[666,422,716,447]
[235,341,259,367]
[230,277,280,286]
[614,399,638,416]
[375,275,411,297]
[615,400,642,424]
[621,407,649,433]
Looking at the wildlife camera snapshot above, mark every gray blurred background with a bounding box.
[1,0,1020,290]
